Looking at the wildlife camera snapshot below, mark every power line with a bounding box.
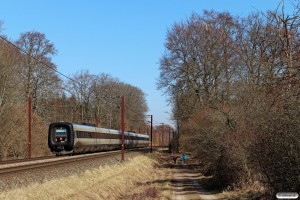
[0,34,154,127]
[0,35,81,86]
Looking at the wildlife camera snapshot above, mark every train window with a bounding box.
[55,127,67,136]
[76,131,144,140]
[55,127,68,142]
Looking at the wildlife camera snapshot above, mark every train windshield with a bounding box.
[55,127,68,142]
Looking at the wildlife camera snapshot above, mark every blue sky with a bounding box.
[0,0,295,126]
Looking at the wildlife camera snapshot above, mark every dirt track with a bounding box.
[171,166,220,200]
[156,150,222,200]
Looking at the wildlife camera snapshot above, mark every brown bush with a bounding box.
[159,5,300,198]
[180,108,249,188]
[0,104,27,159]
[247,105,300,194]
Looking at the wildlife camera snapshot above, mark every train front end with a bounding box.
[48,122,75,155]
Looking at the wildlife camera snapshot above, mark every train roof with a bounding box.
[50,122,149,138]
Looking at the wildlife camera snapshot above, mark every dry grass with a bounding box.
[0,155,167,200]
[1,152,255,200]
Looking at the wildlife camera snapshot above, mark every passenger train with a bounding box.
[48,122,149,155]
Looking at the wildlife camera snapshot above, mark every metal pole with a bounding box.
[150,115,153,152]
[169,126,171,144]
[95,114,99,127]
[28,96,32,159]
[121,95,125,161]
[162,124,164,147]
[168,126,171,152]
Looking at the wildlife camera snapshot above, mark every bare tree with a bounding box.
[158,11,239,124]
[0,39,21,116]
[158,6,300,196]
[91,74,148,131]
[65,70,96,123]
[0,37,24,159]
[16,31,58,110]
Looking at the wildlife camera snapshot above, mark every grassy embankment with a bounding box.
[0,155,171,200]
[0,153,254,200]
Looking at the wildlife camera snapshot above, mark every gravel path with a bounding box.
[171,165,220,200]
[155,150,223,200]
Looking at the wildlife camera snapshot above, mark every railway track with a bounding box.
[0,156,54,165]
[0,149,148,192]
[0,149,148,175]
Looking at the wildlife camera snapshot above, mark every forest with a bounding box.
[0,28,148,158]
[1,1,300,198]
[158,3,300,198]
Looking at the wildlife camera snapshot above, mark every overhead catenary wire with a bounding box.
[0,35,134,99]
[0,34,153,128]
[0,35,82,88]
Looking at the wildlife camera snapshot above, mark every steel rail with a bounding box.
[0,151,121,175]
[0,156,55,165]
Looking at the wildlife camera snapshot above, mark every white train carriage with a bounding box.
[48,122,149,155]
